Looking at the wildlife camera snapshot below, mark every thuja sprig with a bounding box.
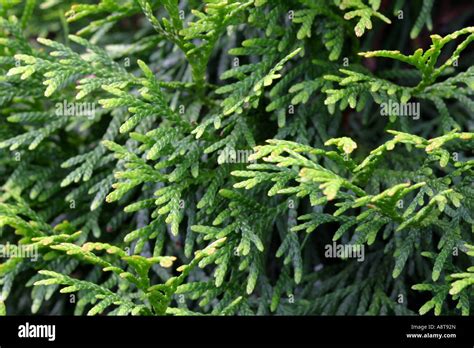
[0,0,472,317]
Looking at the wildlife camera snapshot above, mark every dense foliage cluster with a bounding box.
[0,0,473,316]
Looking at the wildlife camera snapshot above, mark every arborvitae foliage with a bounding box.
[0,0,473,316]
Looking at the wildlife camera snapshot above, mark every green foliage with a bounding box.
[410,0,434,39]
[323,26,474,131]
[0,0,473,316]
[338,0,391,37]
